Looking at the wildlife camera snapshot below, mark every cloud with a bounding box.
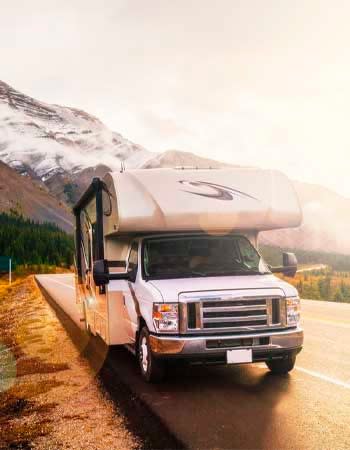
[140,110,193,138]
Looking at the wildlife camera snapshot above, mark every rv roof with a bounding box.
[102,168,302,235]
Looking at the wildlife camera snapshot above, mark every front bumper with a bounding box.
[149,326,303,361]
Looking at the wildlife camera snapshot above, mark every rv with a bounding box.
[73,168,303,382]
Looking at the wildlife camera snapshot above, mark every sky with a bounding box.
[1,0,350,197]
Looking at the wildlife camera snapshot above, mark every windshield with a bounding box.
[143,235,270,279]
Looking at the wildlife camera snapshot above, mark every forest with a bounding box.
[1,213,350,303]
[0,212,74,268]
[260,245,350,271]
[281,269,350,303]
[260,245,350,303]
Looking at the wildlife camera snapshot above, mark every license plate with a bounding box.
[226,349,253,364]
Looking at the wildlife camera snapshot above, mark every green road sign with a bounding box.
[0,256,11,273]
[0,256,12,284]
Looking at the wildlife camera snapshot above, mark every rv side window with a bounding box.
[91,223,97,262]
[80,202,98,274]
[81,211,92,271]
[102,187,112,216]
[128,242,139,271]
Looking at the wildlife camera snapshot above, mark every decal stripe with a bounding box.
[178,180,260,201]
[128,282,141,317]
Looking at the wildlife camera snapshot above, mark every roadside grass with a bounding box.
[0,275,139,450]
[0,265,72,292]
[0,276,68,448]
[14,264,72,276]
[0,276,25,299]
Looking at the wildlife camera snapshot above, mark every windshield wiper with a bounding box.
[148,269,270,279]
[236,270,266,275]
[148,271,208,279]
[203,269,269,276]
[188,270,208,277]
[173,270,208,277]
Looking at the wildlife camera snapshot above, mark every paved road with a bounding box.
[36,274,350,450]
[36,274,83,329]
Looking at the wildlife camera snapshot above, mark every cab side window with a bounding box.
[128,242,139,272]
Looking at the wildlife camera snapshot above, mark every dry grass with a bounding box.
[0,276,138,450]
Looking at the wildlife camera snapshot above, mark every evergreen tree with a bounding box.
[334,289,344,302]
[0,212,74,268]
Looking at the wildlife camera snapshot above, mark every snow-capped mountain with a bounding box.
[1,79,349,255]
[0,80,153,182]
[141,149,236,169]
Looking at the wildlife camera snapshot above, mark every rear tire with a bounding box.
[138,326,165,383]
[266,354,296,374]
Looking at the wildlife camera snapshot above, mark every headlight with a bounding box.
[153,303,179,332]
[286,297,301,326]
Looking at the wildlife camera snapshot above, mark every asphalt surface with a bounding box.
[36,274,350,450]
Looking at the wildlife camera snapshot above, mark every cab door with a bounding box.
[105,241,138,346]
[122,242,140,342]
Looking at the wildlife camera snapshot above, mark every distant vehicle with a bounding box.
[73,168,303,382]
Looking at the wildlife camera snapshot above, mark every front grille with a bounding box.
[186,303,196,328]
[204,299,266,307]
[204,310,266,318]
[202,298,268,330]
[184,296,283,333]
[206,336,270,349]
[271,297,280,323]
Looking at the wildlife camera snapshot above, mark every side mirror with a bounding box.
[93,259,136,286]
[282,252,298,277]
[270,252,298,277]
[93,259,110,286]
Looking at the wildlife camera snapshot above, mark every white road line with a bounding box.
[295,366,350,389]
[303,317,350,329]
[37,277,75,290]
[255,363,350,389]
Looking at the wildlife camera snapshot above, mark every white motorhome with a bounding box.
[73,168,303,382]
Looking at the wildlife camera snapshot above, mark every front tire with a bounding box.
[266,354,296,375]
[138,327,165,383]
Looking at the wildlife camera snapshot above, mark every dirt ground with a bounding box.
[0,276,139,450]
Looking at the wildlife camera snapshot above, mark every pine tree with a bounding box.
[0,212,74,268]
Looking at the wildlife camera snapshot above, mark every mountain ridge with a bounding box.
[0,160,73,232]
[0,79,349,254]
[0,80,153,182]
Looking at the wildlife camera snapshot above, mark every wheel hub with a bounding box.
[141,336,148,372]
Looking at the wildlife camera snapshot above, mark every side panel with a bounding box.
[75,193,110,341]
[107,280,134,345]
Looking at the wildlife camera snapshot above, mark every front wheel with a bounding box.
[138,327,165,383]
[266,354,296,375]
